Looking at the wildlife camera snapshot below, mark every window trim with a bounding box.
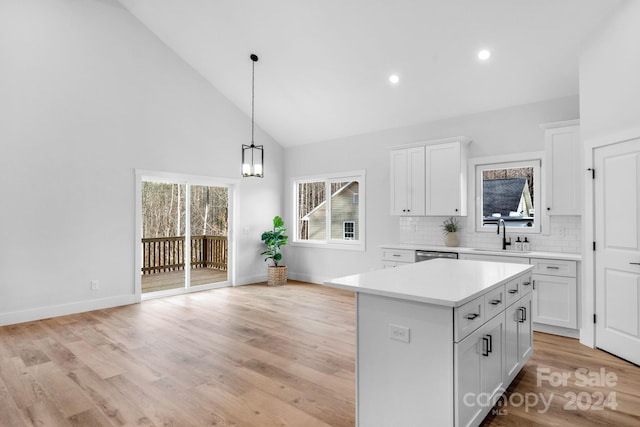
[468,152,548,235]
[291,170,366,251]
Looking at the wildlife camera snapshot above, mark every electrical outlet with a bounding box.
[91,280,99,290]
[389,324,410,343]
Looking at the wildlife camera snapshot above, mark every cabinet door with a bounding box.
[390,149,408,215]
[545,124,581,215]
[504,294,533,384]
[518,293,533,362]
[480,314,504,403]
[532,274,577,328]
[455,328,483,427]
[425,142,465,216]
[504,303,520,384]
[390,147,425,215]
[455,314,504,427]
[407,147,426,215]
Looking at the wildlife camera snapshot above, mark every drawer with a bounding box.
[455,295,484,342]
[505,277,522,306]
[531,258,577,277]
[381,249,415,263]
[520,274,533,296]
[381,260,412,269]
[484,285,506,319]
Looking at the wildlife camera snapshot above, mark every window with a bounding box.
[293,171,365,250]
[474,158,542,233]
[343,221,355,240]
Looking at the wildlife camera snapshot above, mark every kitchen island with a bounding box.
[324,258,534,427]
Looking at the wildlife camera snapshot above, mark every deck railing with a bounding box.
[141,235,227,275]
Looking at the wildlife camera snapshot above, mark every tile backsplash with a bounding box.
[399,216,581,254]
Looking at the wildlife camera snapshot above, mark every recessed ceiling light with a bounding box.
[478,49,491,61]
[389,74,400,85]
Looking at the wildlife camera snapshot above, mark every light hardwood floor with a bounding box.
[0,282,638,426]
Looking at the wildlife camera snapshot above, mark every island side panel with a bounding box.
[357,292,454,427]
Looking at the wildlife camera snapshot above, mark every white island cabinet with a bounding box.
[324,258,534,427]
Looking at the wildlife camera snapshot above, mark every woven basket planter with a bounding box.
[267,266,287,287]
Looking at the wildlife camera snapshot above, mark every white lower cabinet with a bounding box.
[380,248,415,268]
[504,293,533,384]
[459,253,579,335]
[531,258,578,329]
[455,273,532,427]
[532,274,577,328]
[456,314,505,427]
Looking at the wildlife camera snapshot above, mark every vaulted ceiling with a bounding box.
[117,0,620,147]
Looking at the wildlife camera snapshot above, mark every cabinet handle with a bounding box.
[533,280,536,290]
[465,313,480,320]
[547,207,551,211]
[508,289,519,294]
[522,281,531,287]
[455,208,459,212]
[482,336,490,357]
[486,334,493,353]
[630,262,640,265]
[392,254,401,257]
[518,307,527,323]
[489,299,502,306]
[546,266,560,270]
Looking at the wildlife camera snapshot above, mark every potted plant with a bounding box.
[261,215,289,286]
[441,216,460,247]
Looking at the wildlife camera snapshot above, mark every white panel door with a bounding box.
[595,138,640,365]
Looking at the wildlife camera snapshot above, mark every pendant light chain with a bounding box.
[241,53,263,178]
[251,57,255,145]
[250,53,258,146]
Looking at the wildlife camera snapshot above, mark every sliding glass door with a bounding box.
[188,185,228,287]
[139,175,230,297]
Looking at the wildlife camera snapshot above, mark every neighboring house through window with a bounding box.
[292,171,365,250]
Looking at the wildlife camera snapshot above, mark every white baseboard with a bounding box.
[533,322,579,339]
[0,294,137,327]
[235,272,268,286]
[287,271,325,285]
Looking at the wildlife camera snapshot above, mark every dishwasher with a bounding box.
[415,250,459,262]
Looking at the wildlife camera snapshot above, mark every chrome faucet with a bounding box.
[498,219,511,250]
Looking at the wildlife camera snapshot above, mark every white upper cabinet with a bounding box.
[425,138,469,216]
[542,120,582,215]
[390,146,425,216]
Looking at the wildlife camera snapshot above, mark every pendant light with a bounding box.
[242,53,264,177]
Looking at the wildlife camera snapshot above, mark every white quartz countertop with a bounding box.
[324,258,534,307]
[380,243,582,261]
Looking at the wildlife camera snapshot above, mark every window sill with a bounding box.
[291,240,365,251]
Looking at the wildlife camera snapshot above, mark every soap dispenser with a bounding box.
[522,237,531,251]
[515,237,522,251]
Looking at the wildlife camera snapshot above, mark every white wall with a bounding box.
[0,0,283,325]
[579,0,640,346]
[284,96,579,283]
[580,0,640,142]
